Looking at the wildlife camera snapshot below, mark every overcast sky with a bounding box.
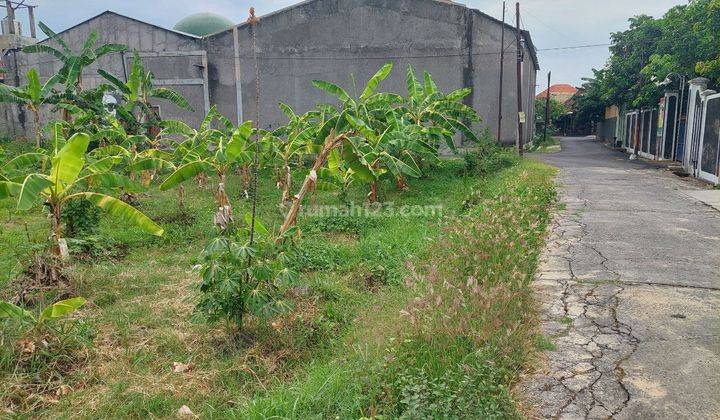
[25,0,687,92]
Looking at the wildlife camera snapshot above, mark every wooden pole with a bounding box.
[515,2,524,156]
[496,1,506,144]
[27,6,36,39]
[544,71,551,141]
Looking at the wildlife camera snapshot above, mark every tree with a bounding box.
[2,132,163,283]
[160,113,254,230]
[535,97,568,129]
[23,23,127,94]
[0,69,61,147]
[99,52,193,136]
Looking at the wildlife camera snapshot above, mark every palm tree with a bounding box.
[0,69,61,147]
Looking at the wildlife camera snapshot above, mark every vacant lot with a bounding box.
[1,139,556,417]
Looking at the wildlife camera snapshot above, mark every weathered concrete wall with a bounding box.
[1,1,538,147]
[1,11,205,139]
[206,0,538,144]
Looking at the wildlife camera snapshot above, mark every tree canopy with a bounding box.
[573,0,720,124]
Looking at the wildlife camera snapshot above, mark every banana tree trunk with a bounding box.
[281,158,292,207]
[49,203,69,283]
[278,131,346,238]
[29,105,41,148]
[240,165,251,199]
[396,176,409,191]
[177,184,185,210]
[368,182,378,203]
[214,173,233,230]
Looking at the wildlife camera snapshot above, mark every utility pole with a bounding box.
[515,1,524,156]
[544,71,551,141]
[496,1,506,144]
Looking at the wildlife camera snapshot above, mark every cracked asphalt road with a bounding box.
[519,137,720,419]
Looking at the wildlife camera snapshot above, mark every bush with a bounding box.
[62,198,101,238]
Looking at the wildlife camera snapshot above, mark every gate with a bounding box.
[697,93,720,183]
[661,93,679,160]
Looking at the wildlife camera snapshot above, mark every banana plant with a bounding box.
[3,133,163,283]
[263,104,320,207]
[401,66,480,152]
[312,63,422,201]
[23,24,127,94]
[160,119,254,230]
[0,69,62,147]
[99,52,193,136]
[0,297,85,331]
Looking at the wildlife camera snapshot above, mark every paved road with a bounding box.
[520,137,720,419]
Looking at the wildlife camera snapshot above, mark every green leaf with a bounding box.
[98,69,131,94]
[0,181,21,199]
[160,161,213,191]
[86,156,123,173]
[406,65,422,99]
[22,44,66,60]
[312,80,351,103]
[50,133,90,190]
[94,44,128,59]
[0,300,33,320]
[236,121,254,140]
[126,157,175,172]
[26,69,42,103]
[38,297,85,324]
[2,152,47,172]
[68,193,163,236]
[37,21,71,54]
[77,172,143,192]
[361,62,394,100]
[423,71,438,96]
[446,88,471,102]
[149,88,194,111]
[0,84,27,104]
[342,145,375,183]
[160,119,195,136]
[279,102,296,120]
[245,212,269,236]
[17,173,54,210]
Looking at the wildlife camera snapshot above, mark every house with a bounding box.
[0,0,539,146]
[536,83,577,108]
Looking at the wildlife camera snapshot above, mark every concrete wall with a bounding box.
[1,11,205,139]
[2,1,538,146]
[206,0,538,144]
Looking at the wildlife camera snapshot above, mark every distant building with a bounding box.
[0,0,539,146]
[536,84,578,107]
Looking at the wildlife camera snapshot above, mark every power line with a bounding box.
[538,43,610,51]
[8,42,612,70]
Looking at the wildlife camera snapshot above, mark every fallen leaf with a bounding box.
[56,385,73,396]
[171,362,194,373]
[18,338,35,354]
[177,405,195,418]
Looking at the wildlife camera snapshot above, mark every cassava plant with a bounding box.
[194,215,297,331]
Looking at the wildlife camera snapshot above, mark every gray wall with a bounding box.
[1,11,206,138]
[1,1,538,146]
[206,0,538,144]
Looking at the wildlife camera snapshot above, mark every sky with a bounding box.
[23,0,688,92]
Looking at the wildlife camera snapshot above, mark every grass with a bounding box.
[0,140,557,418]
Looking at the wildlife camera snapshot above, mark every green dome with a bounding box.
[173,12,234,36]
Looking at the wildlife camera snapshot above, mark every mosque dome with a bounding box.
[173,12,234,36]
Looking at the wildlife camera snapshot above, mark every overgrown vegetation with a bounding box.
[0,19,557,418]
[574,0,720,124]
